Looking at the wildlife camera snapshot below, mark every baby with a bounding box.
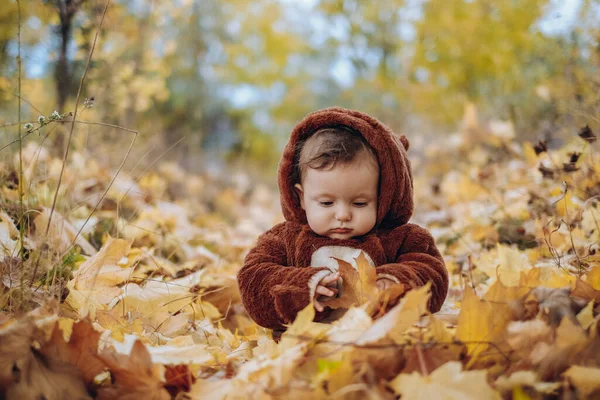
[237,107,448,331]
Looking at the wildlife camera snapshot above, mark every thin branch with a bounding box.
[16,0,25,311]
[1,119,137,152]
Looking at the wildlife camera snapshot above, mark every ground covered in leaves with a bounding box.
[1,124,600,399]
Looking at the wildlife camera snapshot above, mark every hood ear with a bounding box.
[399,135,410,151]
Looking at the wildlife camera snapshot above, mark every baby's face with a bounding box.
[294,159,379,240]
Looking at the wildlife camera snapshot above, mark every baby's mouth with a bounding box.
[331,228,352,233]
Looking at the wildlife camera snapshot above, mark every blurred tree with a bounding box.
[316,0,410,127]
[411,0,550,129]
[2,0,600,171]
[50,0,88,112]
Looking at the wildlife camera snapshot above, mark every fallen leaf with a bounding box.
[164,364,196,397]
[356,283,431,345]
[585,267,600,290]
[40,319,106,386]
[97,339,171,400]
[390,361,501,400]
[576,301,595,330]
[564,365,600,398]
[456,286,512,362]
[571,279,600,303]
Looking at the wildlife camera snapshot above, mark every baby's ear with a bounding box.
[294,183,305,209]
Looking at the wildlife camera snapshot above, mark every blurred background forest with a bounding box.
[1,0,599,180]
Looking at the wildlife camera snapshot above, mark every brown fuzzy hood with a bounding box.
[278,107,413,229]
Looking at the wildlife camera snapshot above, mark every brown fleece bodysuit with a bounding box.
[237,107,448,330]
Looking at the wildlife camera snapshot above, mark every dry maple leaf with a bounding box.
[571,279,600,304]
[164,364,196,397]
[0,318,92,400]
[97,339,171,400]
[390,361,501,400]
[456,286,512,363]
[40,319,106,387]
[326,252,378,309]
[564,365,600,398]
[357,283,431,345]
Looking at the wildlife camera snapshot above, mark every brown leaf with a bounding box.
[533,140,548,155]
[97,340,170,400]
[0,318,92,399]
[401,345,458,376]
[571,279,600,304]
[516,287,586,326]
[563,162,579,173]
[578,125,596,143]
[326,254,378,310]
[538,163,555,178]
[40,319,106,386]
[164,364,196,397]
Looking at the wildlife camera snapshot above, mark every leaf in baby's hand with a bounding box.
[326,252,378,309]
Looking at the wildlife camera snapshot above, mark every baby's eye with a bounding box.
[319,201,333,206]
[353,202,368,207]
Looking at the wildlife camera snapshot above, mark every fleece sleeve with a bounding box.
[376,224,448,312]
[237,224,332,330]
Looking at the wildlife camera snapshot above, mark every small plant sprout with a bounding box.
[38,115,46,124]
[83,97,95,108]
[50,110,61,120]
[24,122,34,132]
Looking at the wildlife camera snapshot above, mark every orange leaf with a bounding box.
[40,319,106,386]
[326,253,378,309]
[571,279,600,303]
[97,340,170,400]
[164,364,196,397]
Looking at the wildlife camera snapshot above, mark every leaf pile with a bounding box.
[1,124,600,399]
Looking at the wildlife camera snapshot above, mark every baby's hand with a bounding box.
[314,272,340,312]
[376,278,396,291]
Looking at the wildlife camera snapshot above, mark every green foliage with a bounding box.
[39,247,85,286]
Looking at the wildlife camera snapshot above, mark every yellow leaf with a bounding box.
[495,370,560,395]
[390,361,501,400]
[484,279,529,303]
[428,316,454,343]
[556,191,580,218]
[519,268,542,287]
[280,303,328,350]
[497,244,531,286]
[585,267,600,290]
[456,286,512,362]
[576,301,595,330]
[72,236,133,291]
[512,386,532,400]
[564,366,600,398]
[522,142,539,166]
[356,283,431,345]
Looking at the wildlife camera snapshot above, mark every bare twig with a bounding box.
[16,0,25,310]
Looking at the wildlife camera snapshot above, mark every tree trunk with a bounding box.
[53,0,85,152]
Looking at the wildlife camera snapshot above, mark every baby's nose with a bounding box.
[335,207,351,221]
